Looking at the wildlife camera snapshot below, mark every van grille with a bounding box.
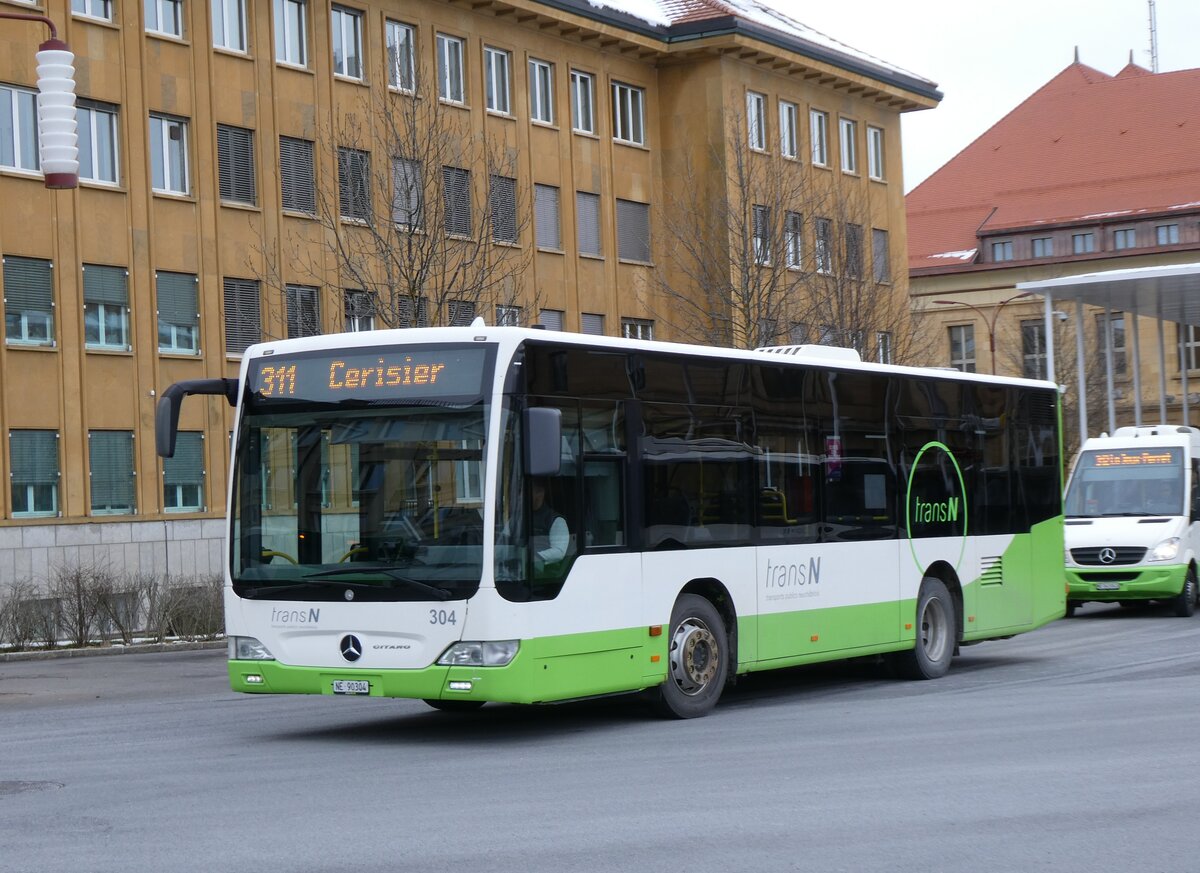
[1070,546,1147,566]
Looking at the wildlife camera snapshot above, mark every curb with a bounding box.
[0,639,226,663]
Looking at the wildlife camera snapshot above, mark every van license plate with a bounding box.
[1095,582,1121,591]
[332,680,370,695]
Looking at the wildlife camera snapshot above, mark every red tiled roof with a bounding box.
[906,62,1200,271]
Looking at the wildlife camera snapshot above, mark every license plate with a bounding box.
[332,680,370,695]
[1095,582,1121,591]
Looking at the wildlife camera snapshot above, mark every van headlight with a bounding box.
[229,636,275,661]
[1148,537,1181,562]
[437,641,519,667]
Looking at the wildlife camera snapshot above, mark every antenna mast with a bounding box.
[1148,0,1159,72]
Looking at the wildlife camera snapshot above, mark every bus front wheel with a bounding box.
[891,578,956,680]
[653,594,729,719]
[1172,568,1197,618]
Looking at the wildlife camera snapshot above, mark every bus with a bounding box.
[156,323,1066,718]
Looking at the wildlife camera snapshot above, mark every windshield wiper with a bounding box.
[302,565,454,600]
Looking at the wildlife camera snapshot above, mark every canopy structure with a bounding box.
[1018,262,1200,441]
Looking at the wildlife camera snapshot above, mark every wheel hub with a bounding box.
[669,618,719,696]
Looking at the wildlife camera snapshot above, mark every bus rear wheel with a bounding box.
[653,594,729,719]
[891,578,956,680]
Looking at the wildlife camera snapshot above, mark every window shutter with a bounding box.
[83,264,128,306]
[280,136,315,213]
[285,285,319,338]
[89,431,136,511]
[576,192,601,256]
[10,431,58,483]
[398,295,429,328]
[392,157,423,227]
[223,278,261,353]
[3,256,53,310]
[581,313,604,335]
[539,309,563,331]
[448,299,475,326]
[218,125,256,204]
[616,199,650,262]
[338,147,370,221]
[156,272,198,327]
[442,166,471,236]
[489,175,517,243]
[164,432,204,486]
[534,184,561,249]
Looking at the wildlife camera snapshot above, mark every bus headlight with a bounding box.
[229,636,275,661]
[1149,537,1181,562]
[437,640,519,667]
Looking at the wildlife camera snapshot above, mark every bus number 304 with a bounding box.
[430,609,457,626]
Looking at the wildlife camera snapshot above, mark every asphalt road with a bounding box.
[3,602,1200,873]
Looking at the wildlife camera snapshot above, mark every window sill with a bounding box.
[617,258,654,267]
[5,341,57,352]
[439,98,470,111]
[276,61,314,74]
[573,128,599,139]
[813,162,832,172]
[158,350,203,360]
[869,175,887,184]
[0,166,45,182]
[220,199,261,213]
[151,189,196,203]
[613,139,650,152]
[537,246,565,256]
[281,208,317,220]
[531,119,558,131]
[387,85,417,97]
[334,74,368,87]
[85,345,134,356]
[841,169,861,178]
[781,153,800,163]
[72,13,118,28]
[145,29,188,46]
[78,178,124,192]
[212,45,252,60]
[486,109,515,121]
[340,216,371,226]
[578,252,604,261]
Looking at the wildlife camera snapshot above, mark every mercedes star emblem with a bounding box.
[340,634,363,662]
[1099,547,1117,565]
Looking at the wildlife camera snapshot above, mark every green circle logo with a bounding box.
[905,441,969,574]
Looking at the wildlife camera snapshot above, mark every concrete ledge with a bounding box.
[0,639,226,663]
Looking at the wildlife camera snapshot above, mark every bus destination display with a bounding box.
[250,346,488,402]
[1086,448,1180,468]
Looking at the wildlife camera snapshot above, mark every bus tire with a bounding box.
[892,578,956,680]
[1065,601,1078,618]
[423,699,486,712]
[653,594,729,719]
[1172,568,1197,618]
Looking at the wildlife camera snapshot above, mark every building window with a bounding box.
[1095,312,1126,375]
[810,110,828,166]
[867,125,885,180]
[442,166,471,237]
[496,304,522,326]
[145,0,183,37]
[89,431,136,516]
[612,81,644,146]
[784,211,802,268]
[83,264,129,350]
[1180,324,1200,372]
[437,34,465,104]
[577,191,601,256]
[845,223,863,278]
[331,6,364,80]
[872,228,890,283]
[622,318,653,340]
[10,430,59,518]
[747,91,766,151]
[280,136,315,213]
[489,174,516,244]
[399,296,429,328]
[876,331,893,365]
[581,313,604,335]
[752,204,771,265]
[77,100,119,185]
[1021,319,1046,379]
[448,299,475,326]
[163,431,205,512]
[274,0,308,67]
[839,117,858,173]
[814,218,832,274]
[991,240,1013,262]
[1157,224,1180,245]
[1,84,39,173]
[73,0,112,21]
[779,101,798,159]
[392,156,423,229]
[484,47,511,114]
[1032,237,1053,257]
[337,147,371,222]
[530,59,554,124]
[616,198,650,262]
[149,114,189,195]
[570,70,594,134]
[386,21,416,92]
[223,278,261,354]
[949,324,976,373]
[1072,232,1096,254]
[344,290,376,331]
[1113,228,1136,250]
[285,284,320,337]
[212,0,247,52]
[535,184,561,250]
[156,271,199,354]
[3,256,54,346]
[217,124,256,205]
[539,309,564,331]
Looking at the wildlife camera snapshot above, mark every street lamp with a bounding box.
[934,291,1033,374]
[0,11,77,189]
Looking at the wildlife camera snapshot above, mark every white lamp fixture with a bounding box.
[35,37,78,189]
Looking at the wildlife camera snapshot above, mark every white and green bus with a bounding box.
[156,324,1065,718]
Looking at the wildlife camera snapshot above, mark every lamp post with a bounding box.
[934,291,1033,374]
[0,11,77,189]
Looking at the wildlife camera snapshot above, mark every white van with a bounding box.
[1063,425,1200,616]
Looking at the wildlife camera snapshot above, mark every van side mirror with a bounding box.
[524,407,562,478]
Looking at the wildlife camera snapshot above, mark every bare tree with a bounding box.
[254,61,538,338]
[653,111,924,360]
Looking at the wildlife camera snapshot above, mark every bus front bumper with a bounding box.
[1066,564,1188,602]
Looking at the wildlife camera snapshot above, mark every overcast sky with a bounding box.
[775,0,1200,192]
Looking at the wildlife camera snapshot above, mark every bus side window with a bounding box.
[1192,460,1200,520]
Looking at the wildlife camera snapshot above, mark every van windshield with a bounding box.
[1065,448,1184,517]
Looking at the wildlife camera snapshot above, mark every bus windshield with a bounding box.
[1065,447,1184,517]
[229,344,493,601]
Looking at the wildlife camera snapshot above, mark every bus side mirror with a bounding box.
[156,378,238,458]
[524,407,562,478]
